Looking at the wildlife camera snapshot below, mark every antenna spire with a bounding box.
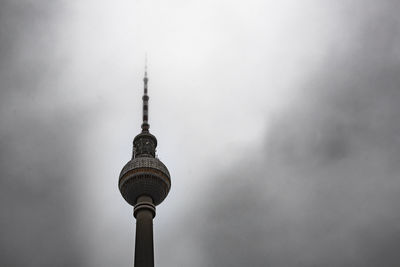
[144,53,148,77]
[141,56,150,132]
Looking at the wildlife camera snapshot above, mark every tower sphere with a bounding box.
[119,156,171,206]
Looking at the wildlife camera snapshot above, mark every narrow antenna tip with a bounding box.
[144,53,148,76]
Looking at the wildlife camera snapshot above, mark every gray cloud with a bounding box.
[0,1,87,266]
[1,1,400,266]
[175,2,400,266]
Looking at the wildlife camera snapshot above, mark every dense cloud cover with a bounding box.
[0,1,85,266]
[199,22,400,267]
[160,2,400,266]
[1,1,400,266]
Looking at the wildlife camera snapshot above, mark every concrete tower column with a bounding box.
[133,195,156,267]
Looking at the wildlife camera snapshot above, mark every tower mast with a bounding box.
[119,63,171,267]
[142,57,149,132]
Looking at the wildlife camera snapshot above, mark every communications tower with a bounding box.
[119,67,171,267]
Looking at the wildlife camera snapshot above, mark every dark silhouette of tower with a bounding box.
[119,67,171,267]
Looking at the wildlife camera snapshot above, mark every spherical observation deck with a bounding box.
[119,157,171,206]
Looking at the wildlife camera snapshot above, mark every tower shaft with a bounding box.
[134,196,155,267]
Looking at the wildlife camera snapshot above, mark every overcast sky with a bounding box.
[1,0,400,266]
